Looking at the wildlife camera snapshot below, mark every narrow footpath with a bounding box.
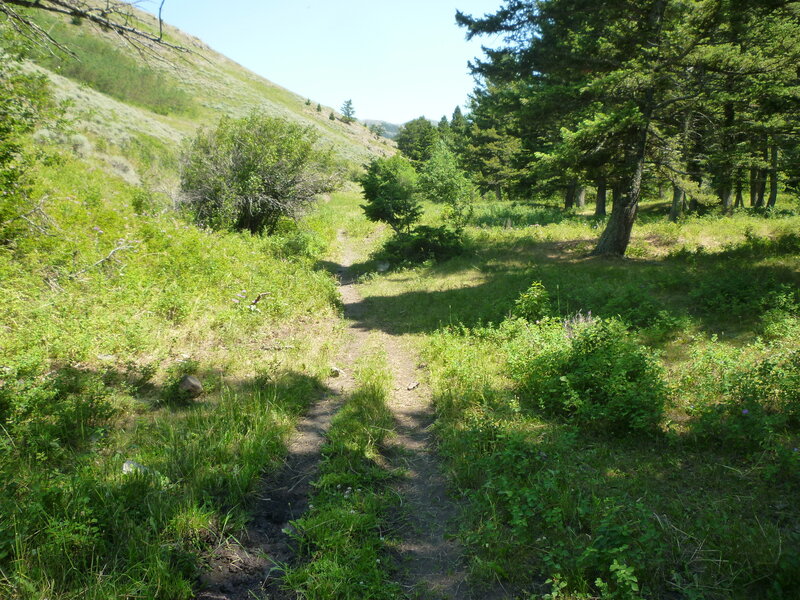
[198,230,474,599]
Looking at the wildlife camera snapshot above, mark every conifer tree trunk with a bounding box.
[595,178,607,217]
[592,112,650,255]
[612,183,622,211]
[735,169,744,208]
[564,180,577,209]
[576,186,586,208]
[750,167,758,206]
[669,184,684,222]
[720,175,734,214]
[767,145,779,208]
[755,144,768,207]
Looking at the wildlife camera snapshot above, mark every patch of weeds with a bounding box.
[512,280,551,321]
[506,317,667,435]
[692,347,800,455]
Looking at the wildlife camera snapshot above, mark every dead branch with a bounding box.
[250,292,272,306]
[0,0,191,55]
[3,196,59,236]
[67,238,137,278]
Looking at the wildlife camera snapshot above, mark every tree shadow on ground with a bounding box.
[319,233,799,343]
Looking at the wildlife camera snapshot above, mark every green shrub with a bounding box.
[417,140,473,229]
[0,56,56,244]
[359,154,421,234]
[379,225,463,263]
[507,318,667,434]
[512,281,551,321]
[180,112,339,235]
[0,364,119,460]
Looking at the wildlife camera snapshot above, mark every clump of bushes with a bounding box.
[0,363,119,461]
[359,153,465,264]
[506,317,667,435]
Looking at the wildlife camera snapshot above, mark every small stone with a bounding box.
[330,366,343,377]
[407,381,420,390]
[178,375,203,398]
[96,354,117,362]
[122,460,148,475]
[376,261,390,273]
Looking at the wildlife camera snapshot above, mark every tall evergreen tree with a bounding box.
[341,99,355,124]
[458,0,800,255]
[395,116,440,164]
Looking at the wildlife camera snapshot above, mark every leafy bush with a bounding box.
[0,364,119,460]
[0,56,56,244]
[379,225,463,263]
[418,140,473,229]
[359,154,421,233]
[512,281,551,321]
[507,318,667,434]
[180,112,339,235]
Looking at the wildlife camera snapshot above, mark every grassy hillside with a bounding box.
[0,7,383,597]
[18,4,394,189]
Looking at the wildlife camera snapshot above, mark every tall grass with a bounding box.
[351,194,800,599]
[0,144,341,598]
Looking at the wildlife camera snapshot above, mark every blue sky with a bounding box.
[140,0,501,124]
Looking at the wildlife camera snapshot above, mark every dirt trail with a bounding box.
[198,230,474,599]
[336,231,471,598]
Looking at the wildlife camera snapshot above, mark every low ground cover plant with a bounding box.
[506,317,667,435]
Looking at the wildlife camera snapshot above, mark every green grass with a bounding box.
[283,345,403,599]
[0,143,342,598]
[342,193,800,599]
[23,11,194,116]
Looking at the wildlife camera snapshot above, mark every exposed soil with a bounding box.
[197,230,483,599]
[195,366,349,600]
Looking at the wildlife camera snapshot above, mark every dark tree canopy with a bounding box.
[457,0,800,255]
[395,116,440,163]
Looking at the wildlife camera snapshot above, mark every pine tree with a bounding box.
[341,99,355,124]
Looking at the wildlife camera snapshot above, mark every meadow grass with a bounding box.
[349,193,800,599]
[0,144,343,598]
[283,344,403,599]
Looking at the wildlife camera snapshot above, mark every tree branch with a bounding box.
[67,238,137,279]
[0,0,190,54]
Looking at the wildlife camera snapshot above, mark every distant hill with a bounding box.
[363,120,402,139]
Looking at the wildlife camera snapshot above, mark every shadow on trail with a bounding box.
[196,373,344,600]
